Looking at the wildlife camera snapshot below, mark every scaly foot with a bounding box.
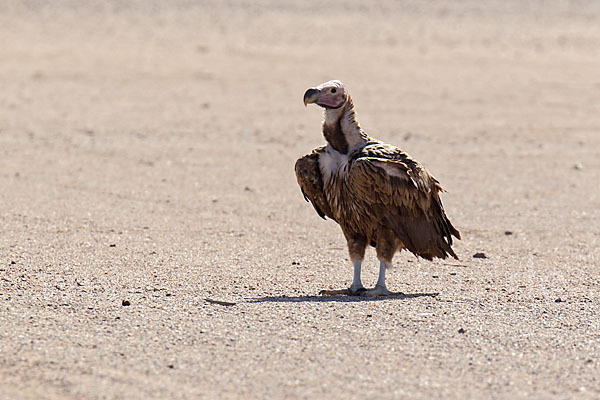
[362,285,404,297]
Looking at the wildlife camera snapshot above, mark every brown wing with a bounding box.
[348,143,460,260]
[295,146,335,221]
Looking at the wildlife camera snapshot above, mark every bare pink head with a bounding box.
[303,80,347,109]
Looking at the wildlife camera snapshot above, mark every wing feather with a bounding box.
[348,144,460,259]
[295,146,335,221]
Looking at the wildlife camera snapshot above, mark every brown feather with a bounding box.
[347,144,460,259]
[295,89,460,263]
[295,146,335,221]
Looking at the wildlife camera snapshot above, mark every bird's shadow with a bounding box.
[247,292,438,303]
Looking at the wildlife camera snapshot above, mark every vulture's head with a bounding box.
[303,80,348,109]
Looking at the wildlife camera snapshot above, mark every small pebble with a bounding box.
[473,252,487,259]
[122,300,131,306]
[574,163,583,170]
[504,231,513,236]
[555,298,563,303]
[458,328,466,334]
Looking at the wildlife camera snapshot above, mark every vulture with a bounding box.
[295,80,460,296]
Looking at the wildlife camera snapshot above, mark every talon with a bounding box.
[349,287,366,296]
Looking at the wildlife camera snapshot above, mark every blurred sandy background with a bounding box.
[1,1,600,399]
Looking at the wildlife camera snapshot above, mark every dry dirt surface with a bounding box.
[1,1,600,399]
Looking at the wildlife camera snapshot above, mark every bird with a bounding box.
[295,80,460,296]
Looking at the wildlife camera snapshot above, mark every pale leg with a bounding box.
[320,260,366,296]
[376,260,388,289]
[363,260,402,297]
[350,260,365,293]
[320,234,368,296]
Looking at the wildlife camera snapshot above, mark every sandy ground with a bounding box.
[1,1,600,398]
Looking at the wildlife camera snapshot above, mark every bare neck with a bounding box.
[322,97,368,154]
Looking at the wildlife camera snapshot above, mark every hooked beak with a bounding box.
[303,88,320,107]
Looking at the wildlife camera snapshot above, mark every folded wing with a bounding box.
[295,146,335,221]
[348,144,460,260]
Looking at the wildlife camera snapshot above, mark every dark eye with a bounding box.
[331,88,337,94]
